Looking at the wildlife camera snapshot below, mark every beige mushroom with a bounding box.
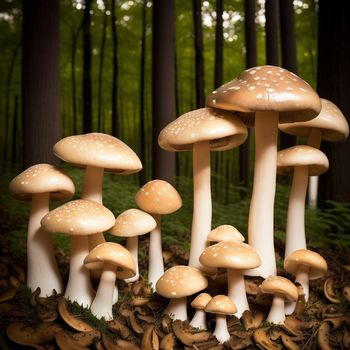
[206,65,321,278]
[207,225,245,243]
[190,292,212,330]
[158,107,247,271]
[156,265,208,321]
[41,199,115,306]
[9,164,75,296]
[109,208,156,283]
[135,180,182,288]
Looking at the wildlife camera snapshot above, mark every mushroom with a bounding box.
[53,133,142,250]
[41,199,115,306]
[277,145,329,258]
[206,65,321,278]
[259,276,298,324]
[108,208,156,283]
[207,225,245,243]
[155,265,208,321]
[84,242,136,320]
[190,292,212,330]
[135,180,182,288]
[199,241,261,318]
[158,107,247,271]
[9,164,75,296]
[205,295,237,344]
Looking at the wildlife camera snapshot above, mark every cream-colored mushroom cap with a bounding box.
[277,145,329,176]
[279,99,349,141]
[205,295,237,315]
[199,241,261,270]
[135,180,182,215]
[41,199,115,236]
[158,107,248,152]
[109,209,157,237]
[191,293,212,309]
[54,133,142,174]
[206,65,321,123]
[259,276,298,302]
[9,164,75,201]
[156,266,208,299]
[83,242,136,279]
[284,249,328,280]
[207,225,245,242]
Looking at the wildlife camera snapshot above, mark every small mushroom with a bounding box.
[207,225,245,243]
[324,278,341,304]
[172,320,211,346]
[190,293,212,330]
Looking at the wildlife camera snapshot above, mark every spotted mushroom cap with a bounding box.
[205,295,237,315]
[199,241,261,270]
[9,164,75,201]
[84,242,136,279]
[156,266,208,299]
[277,145,329,176]
[284,249,328,280]
[41,199,115,236]
[206,65,321,124]
[158,107,248,152]
[135,179,182,215]
[207,225,245,243]
[279,99,349,142]
[191,293,212,310]
[259,276,299,302]
[109,208,157,237]
[53,133,142,174]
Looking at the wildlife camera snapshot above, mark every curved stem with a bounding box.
[227,269,249,318]
[246,112,278,278]
[164,297,188,321]
[190,309,207,330]
[295,264,310,301]
[284,166,308,259]
[124,236,139,283]
[27,193,63,296]
[188,141,211,270]
[266,293,286,324]
[213,314,230,344]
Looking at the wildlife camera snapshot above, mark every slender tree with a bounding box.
[214,0,223,89]
[265,0,279,66]
[111,0,119,137]
[22,0,61,167]
[11,95,19,170]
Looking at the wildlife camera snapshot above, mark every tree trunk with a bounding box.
[152,0,176,183]
[214,0,223,89]
[265,0,279,66]
[317,0,350,204]
[11,95,19,170]
[111,0,119,137]
[22,0,61,168]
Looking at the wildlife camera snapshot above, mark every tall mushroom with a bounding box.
[41,199,115,306]
[206,65,321,278]
[108,208,156,283]
[277,145,329,258]
[158,107,247,271]
[53,133,142,249]
[9,164,75,296]
[135,180,182,288]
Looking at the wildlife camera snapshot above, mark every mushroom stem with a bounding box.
[227,269,249,318]
[27,193,63,296]
[266,293,286,324]
[148,214,164,288]
[124,236,139,283]
[307,128,322,149]
[284,166,309,259]
[65,235,94,307]
[246,111,278,278]
[90,265,117,320]
[189,141,211,270]
[190,309,207,330]
[164,297,188,321]
[213,314,230,344]
[295,264,310,301]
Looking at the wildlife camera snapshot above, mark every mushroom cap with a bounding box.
[9,164,75,201]
[259,276,298,302]
[135,179,182,215]
[199,241,261,270]
[41,199,115,236]
[206,65,321,124]
[279,99,349,141]
[207,225,245,242]
[277,145,329,176]
[53,133,142,174]
[191,293,212,310]
[109,209,157,237]
[284,249,328,280]
[83,242,136,279]
[156,266,208,299]
[158,107,248,152]
[205,295,237,315]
